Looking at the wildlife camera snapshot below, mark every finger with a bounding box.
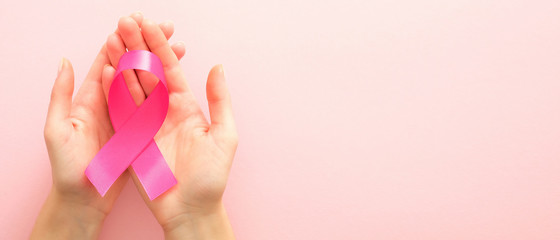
[101,64,114,102]
[119,21,182,61]
[112,12,142,46]
[101,64,145,106]
[127,12,175,40]
[171,41,186,61]
[119,16,149,51]
[46,58,74,126]
[141,19,189,93]
[159,20,175,40]
[109,21,175,95]
[129,11,144,26]
[71,43,110,122]
[113,19,177,61]
[109,12,143,66]
[106,33,146,104]
[106,33,126,68]
[207,65,237,141]
[118,16,161,96]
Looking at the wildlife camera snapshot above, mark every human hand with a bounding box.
[103,16,237,239]
[31,13,185,239]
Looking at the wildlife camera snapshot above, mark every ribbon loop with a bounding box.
[85,50,177,200]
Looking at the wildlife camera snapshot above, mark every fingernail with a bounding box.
[161,20,174,29]
[218,64,225,79]
[58,58,65,75]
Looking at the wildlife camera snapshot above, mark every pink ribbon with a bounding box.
[85,50,177,200]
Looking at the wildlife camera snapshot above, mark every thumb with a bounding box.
[46,58,74,130]
[207,65,237,144]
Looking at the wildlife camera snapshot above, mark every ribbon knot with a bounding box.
[85,50,177,200]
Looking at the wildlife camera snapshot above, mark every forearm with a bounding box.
[163,203,235,240]
[30,188,106,240]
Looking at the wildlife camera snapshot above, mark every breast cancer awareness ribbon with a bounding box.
[85,50,177,200]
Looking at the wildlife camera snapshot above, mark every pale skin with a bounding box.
[31,12,237,240]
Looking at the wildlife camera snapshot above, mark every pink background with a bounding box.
[1,0,560,239]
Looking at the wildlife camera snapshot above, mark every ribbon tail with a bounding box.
[132,139,177,200]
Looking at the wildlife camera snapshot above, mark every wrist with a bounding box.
[50,187,108,224]
[162,202,235,240]
[30,188,106,239]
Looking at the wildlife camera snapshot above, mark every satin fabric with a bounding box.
[85,50,177,200]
